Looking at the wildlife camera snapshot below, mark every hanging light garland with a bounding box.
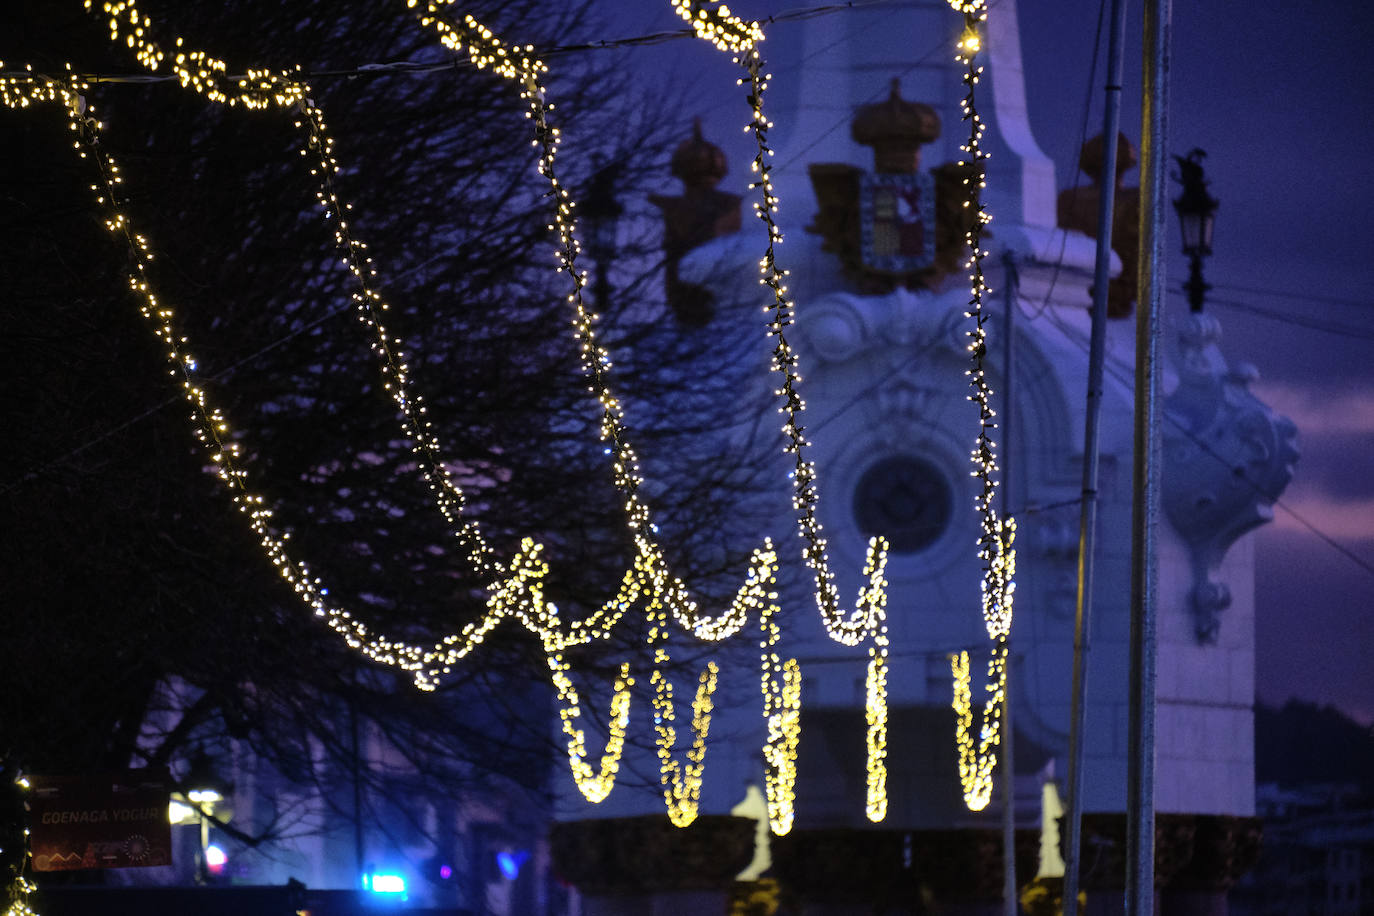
[5,0,1019,834]
[672,0,892,823]
[944,0,1017,813]
[1,770,37,916]
[43,0,809,830]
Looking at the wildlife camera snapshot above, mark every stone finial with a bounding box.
[651,119,742,327]
[850,79,941,174]
[1056,132,1141,317]
[670,117,729,192]
[1077,131,1138,187]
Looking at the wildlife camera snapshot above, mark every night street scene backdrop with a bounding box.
[1,1,1371,914]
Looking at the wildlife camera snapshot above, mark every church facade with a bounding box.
[553,1,1298,913]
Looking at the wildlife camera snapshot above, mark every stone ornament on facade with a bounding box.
[1056,132,1142,318]
[649,119,744,327]
[806,79,978,294]
[1163,313,1299,642]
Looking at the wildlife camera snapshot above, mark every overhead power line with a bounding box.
[0,0,896,86]
[1174,289,1374,342]
[1211,281,1371,313]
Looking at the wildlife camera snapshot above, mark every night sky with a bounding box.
[586,0,1374,723]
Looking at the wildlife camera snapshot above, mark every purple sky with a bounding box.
[586,0,1374,723]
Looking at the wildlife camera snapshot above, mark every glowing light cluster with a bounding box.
[670,0,764,52]
[673,14,893,819]
[756,554,800,835]
[944,0,1018,813]
[4,773,37,916]
[3,0,1023,836]
[85,1,304,108]
[15,10,803,827]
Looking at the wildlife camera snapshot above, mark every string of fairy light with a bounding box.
[3,773,36,916]
[63,0,819,834]
[670,0,894,822]
[1,11,1017,904]
[944,0,1017,813]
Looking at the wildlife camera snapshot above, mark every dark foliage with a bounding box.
[1255,699,1374,791]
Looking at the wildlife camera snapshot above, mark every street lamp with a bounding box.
[1171,148,1218,312]
[581,160,622,308]
[170,755,231,884]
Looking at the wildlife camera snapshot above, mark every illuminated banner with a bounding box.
[29,770,171,871]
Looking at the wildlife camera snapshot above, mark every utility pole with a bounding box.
[1128,0,1171,913]
[1062,0,1129,911]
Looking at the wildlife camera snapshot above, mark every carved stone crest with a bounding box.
[805,79,975,294]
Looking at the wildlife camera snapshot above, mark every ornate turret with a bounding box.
[1056,132,1141,317]
[670,117,731,191]
[850,78,941,174]
[650,119,742,327]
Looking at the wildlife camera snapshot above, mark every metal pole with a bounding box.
[1129,0,1169,912]
[1061,0,1128,910]
[1001,251,1019,916]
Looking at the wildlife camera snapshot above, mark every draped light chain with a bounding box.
[39,1,830,832]
[944,0,1018,813]
[2,0,1019,837]
[675,0,892,822]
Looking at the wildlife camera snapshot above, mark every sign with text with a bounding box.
[29,770,171,871]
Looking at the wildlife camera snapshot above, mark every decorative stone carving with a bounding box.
[805,79,977,294]
[548,815,757,896]
[1056,132,1141,318]
[650,120,743,327]
[1163,313,1299,642]
[795,289,967,368]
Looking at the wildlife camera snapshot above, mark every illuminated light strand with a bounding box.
[293,100,496,584]
[944,0,1017,813]
[84,0,304,109]
[67,0,902,827]
[735,52,889,649]
[670,0,765,52]
[754,544,800,835]
[3,772,38,916]
[670,0,895,820]
[82,0,755,661]
[87,0,505,604]
[0,74,481,692]
[740,48,891,812]
[61,0,754,819]
[84,0,884,661]
[404,4,768,822]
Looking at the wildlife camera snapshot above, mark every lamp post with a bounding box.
[1171,149,1218,312]
[171,755,231,885]
[581,160,622,308]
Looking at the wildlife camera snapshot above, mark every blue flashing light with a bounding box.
[495,850,530,881]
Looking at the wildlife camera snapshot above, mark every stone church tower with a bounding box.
[553,2,1297,912]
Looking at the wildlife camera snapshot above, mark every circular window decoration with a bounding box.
[851,454,953,555]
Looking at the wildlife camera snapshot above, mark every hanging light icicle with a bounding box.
[945,0,1018,813]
